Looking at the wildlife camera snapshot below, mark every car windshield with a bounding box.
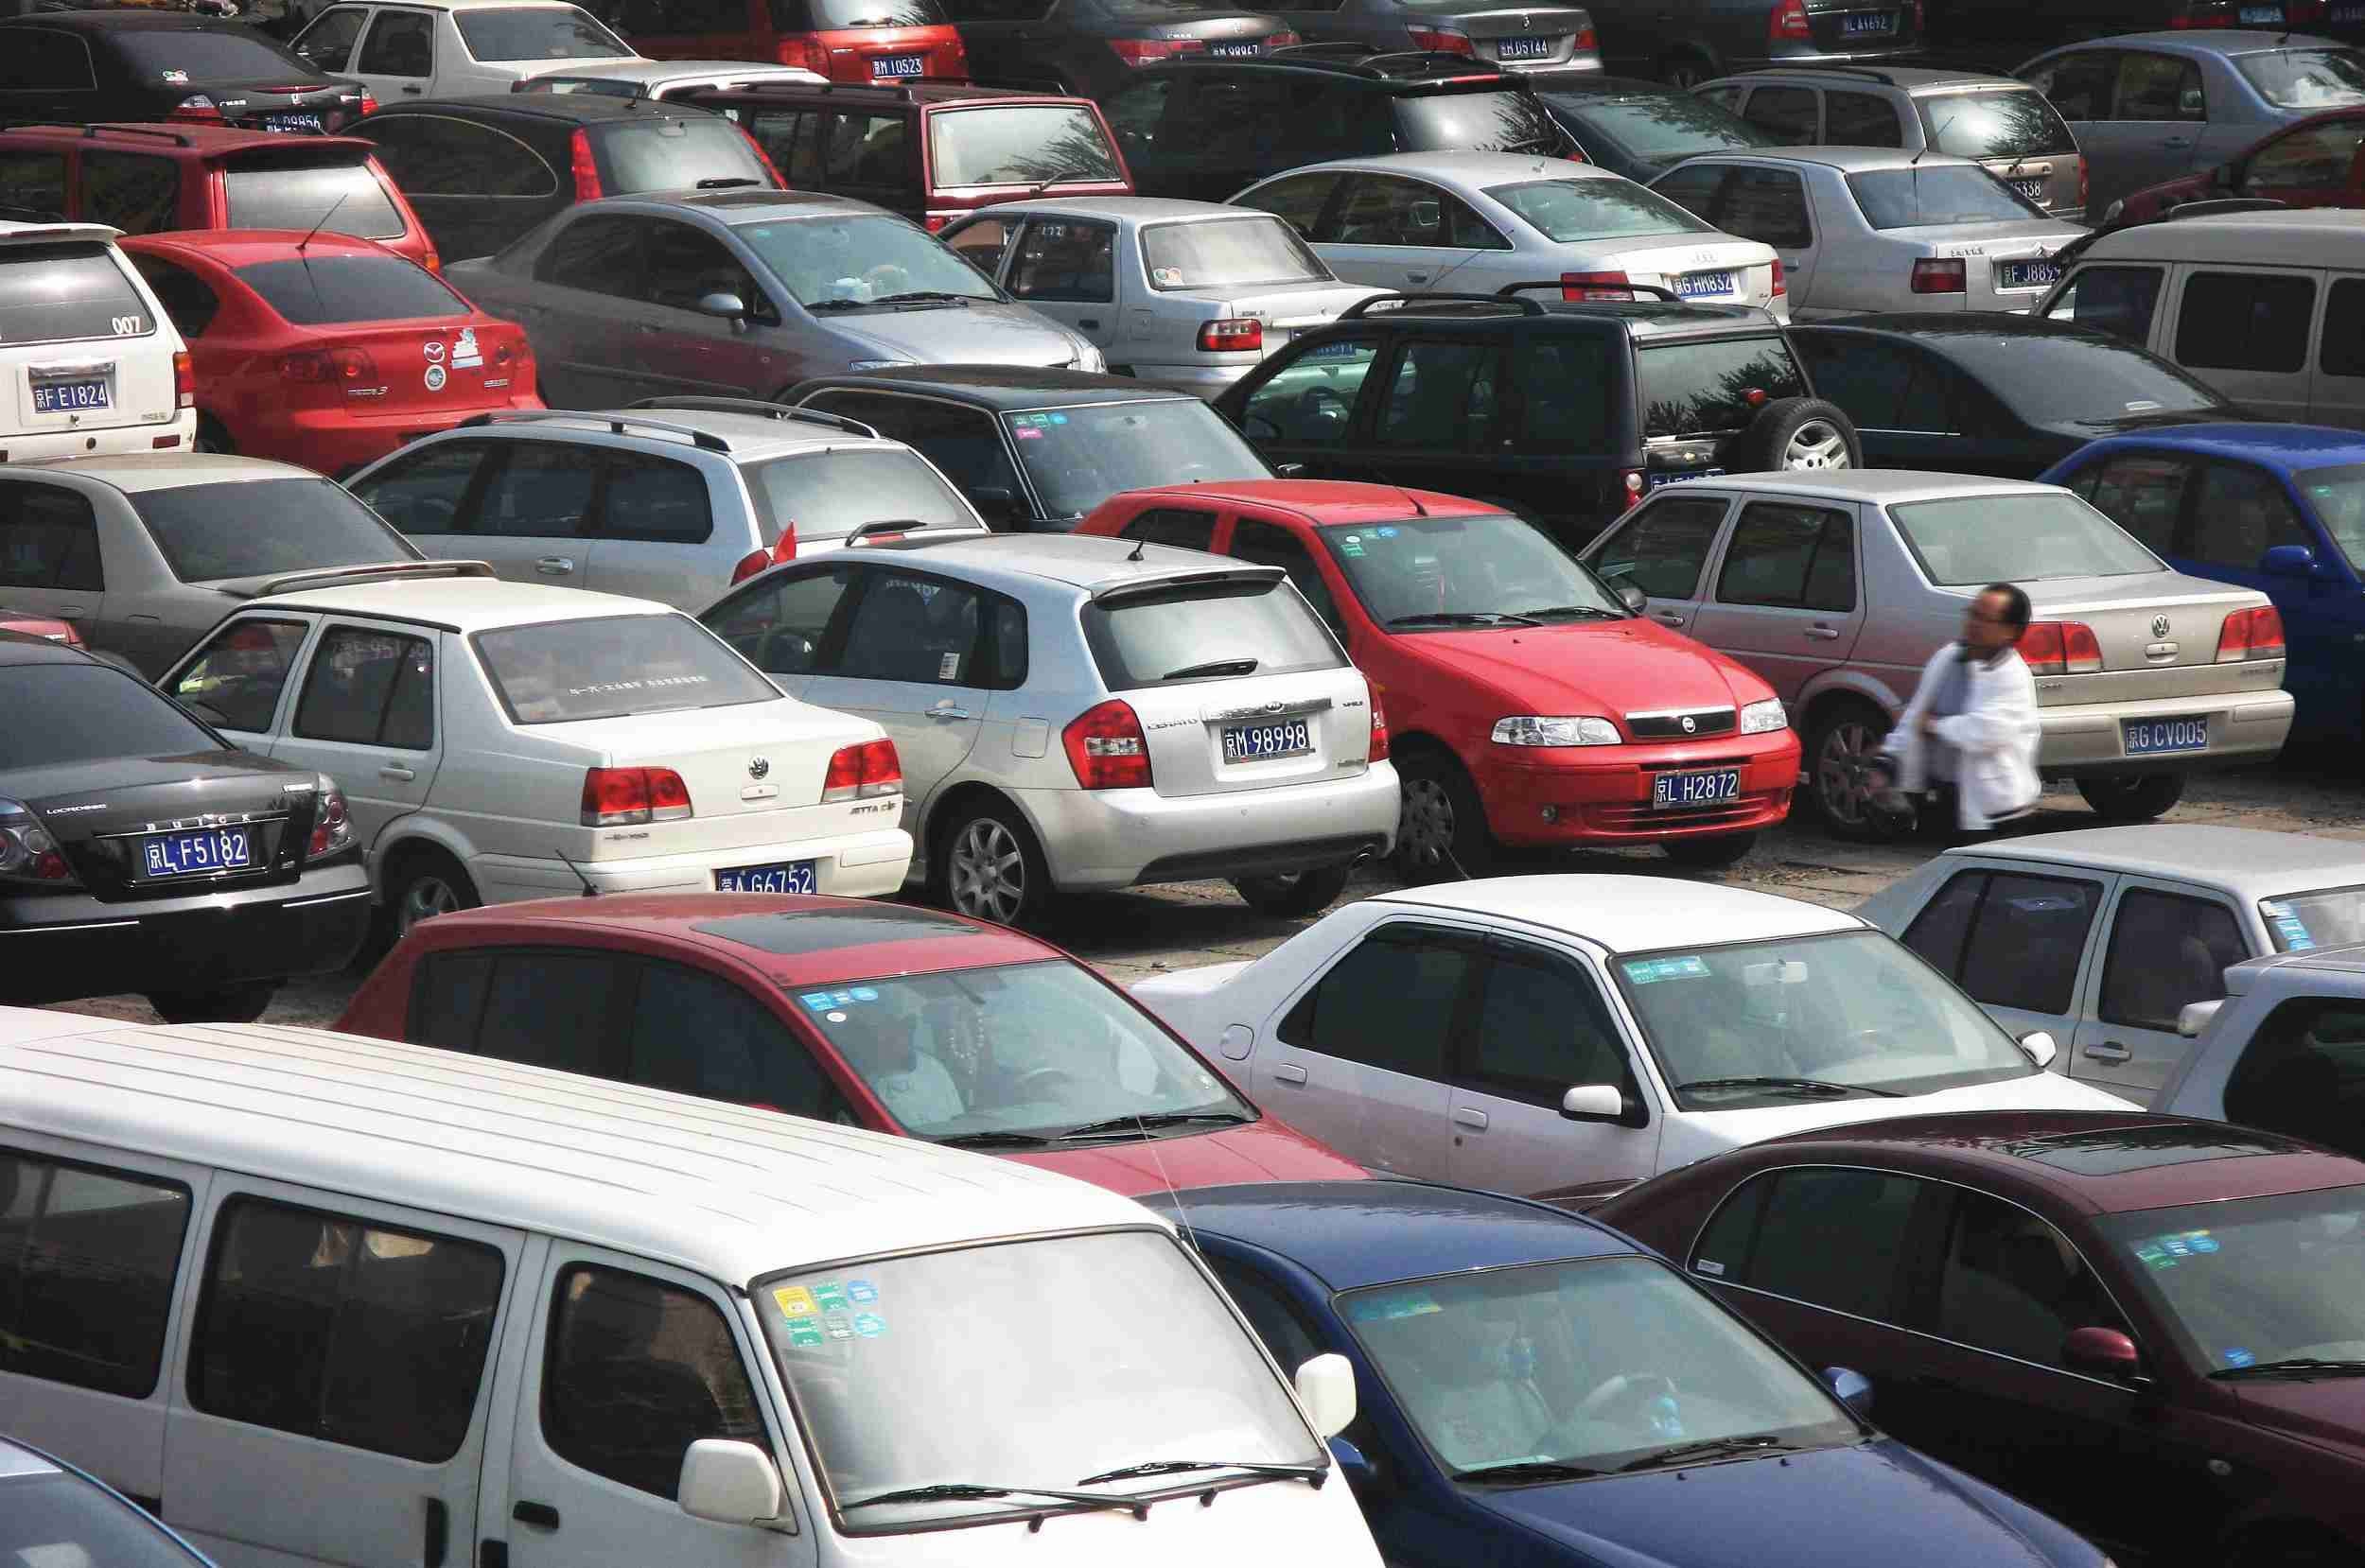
[0,665,223,768]
[2262,885,2365,951]
[1395,89,1570,155]
[2235,47,2365,109]
[225,154,405,240]
[132,479,418,583]
[928,105,1122,186]
[1916,89,2078,159]
[1317,512,1626,626]
[1917,329,2228,427]
[0,242,149,349]
[236,255,465,325]
[453,5,630,59]
[735,214,1000,308]
[2096,1185,2365,1374]
[1888,492,2164,584]
[1081,578,1344,689]
[1008,399,1269,518]
[1484,177,1712,242]
[595,116,773,192]
[1638,335,1807,439]
[2297,462,2365,570]
[1141,216,1328,291]
[758,1229,1318,1531]
[1847,166,2047,229]
[746,448,978,545]
[1542,92,1774,163]
[1612,929,2037,1107]
[112,29,316,78]
[1343,1255,1857,1478]
[0,1471,202,1568]
[472,613,778,724]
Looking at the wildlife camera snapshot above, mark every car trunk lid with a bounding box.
[2019,573,2278,705]
[1612,236,1780,309]
[16,753,316,902]
[1416,3,1597,65]
[1798,0,1918,49]
[208,78,371,133]
[1906,221,2086,309]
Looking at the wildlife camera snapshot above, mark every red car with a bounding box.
[337,892,1366,1197]
[0,124,436,273]
[1594,1110,2365,1567]
[0,613,79,647]
[119,230,540,476]
[1077,481,1798,874]
[2114,107,2365,223]
[620,0,967,83]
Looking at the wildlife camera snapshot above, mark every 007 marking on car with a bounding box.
[716,859,819,893]
[2123,717,2209,757]
[1651,767,1741,809]
[142,826,253,879]
[1221,719,1312,762]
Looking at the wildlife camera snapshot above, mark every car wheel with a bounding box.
[2076,773,2185,822]
[932,797,1052,928]
[1725,397,1861,474]
[194,415,234,455]
[1234,863,1354,918]
[1660,830,1756,869]
[385,847,480,942]
[147,982,274,1024]
[1805,701,1903,841]
[1657,50,1713,87]
[1393,748,1495,883]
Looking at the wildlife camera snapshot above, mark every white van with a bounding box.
[0,221,195,462]
[0,1011,1378,1568]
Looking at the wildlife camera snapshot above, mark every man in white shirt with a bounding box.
[1875,582,2042,835]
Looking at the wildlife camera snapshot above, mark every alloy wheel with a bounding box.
[1783,419,1851,470]
[396,874,461,936]
[950,818,1025,924]
[1815,718,1882,827]
[1398,776,1457,871]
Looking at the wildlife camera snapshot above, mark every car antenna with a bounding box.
[552,845,601,897]
[1126,536,1147,561]
[296,185,353,256]
[1396,487,1428,515]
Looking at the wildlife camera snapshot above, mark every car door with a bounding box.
[454,440,606,585]
[2100,51,2210,204]
[1319,174,1488,293]
[1357,336,1509,500]
[269,620,444,867]
[1791,333,1957,469]
[700,557,862,702]
[0,475,104,638]
[526,212,650,407]
[290,4,371,74]
[2234,115,2365,208]
[583,446,721,604]
[350,8,436,104]
[2164,266,2319,421]
[1686,497,1865,703]
[2021,49,2122,206]
[630,218,783,400]
[1001,216,1119,356]
[347,437,504,570]
[164,616,318,752]
[2074,880,2250,1103]
[1230,330,1387,480]
[2176,455,2323,634]
[1580,489,1734,635]
[1896,864,2111,1065]
[2313,273,2365,429]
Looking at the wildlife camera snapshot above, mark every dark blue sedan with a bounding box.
[2043,424,2365,743]
[1147,1181,2110,1568]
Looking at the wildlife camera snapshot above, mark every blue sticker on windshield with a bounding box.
[1622,956,1710,984]
[850,986,878,1002]
[1049,413,1068,425]
[1306,340,1361,359]
[1375,526,1398,538]
[1346,1289,1443,1322]
[847,1279,878,1303]
[2223,1348,2256,1368]
[799,992,835,1011]
[854,1311,887,1338]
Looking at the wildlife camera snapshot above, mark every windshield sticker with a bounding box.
[826,1010,849,1022]
[825,1311,854,1340]
[2124,399,2162,411]
[1305,340,1362,359]
[162,69,188,84]
[1694,1258,1726,1277]
[850,987,878,1002]
[774,1285,819,1318]
[938,652,960,680]
[2265,902,2317,950]
[814,1281,850,1312]
[786,1317,825,1349]
[1623,955,1711,984]
[1048,412,1068,424]
[2131,1243,2177,1270]
[1015,426,1044,440]
[854,1311,887,1338]
[2223,1347,2256,1368]
[1375,526,1398,538]
[848,1278,878,1303]
[1346,1288,1442,1323]
[1153,267,1184,286]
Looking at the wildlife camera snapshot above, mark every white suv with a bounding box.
[0,221,195,462]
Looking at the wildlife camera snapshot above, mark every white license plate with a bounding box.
[1652,768,1742,809]
[1496,34,1556,57]
[2123,717,2209,757]
[871,53,925,76]
[1843,9,1896,32]
[263,113,324,133]
[1674,270,1736,298]
[1999,259,2060,288]
[1208,41,1261,55]
[716,859,817,892]
[1222,718,1312,762]
[142,826,252,878]
[1646,467,1725,490]
[2239,4,2282,20]
[32,377,107,412]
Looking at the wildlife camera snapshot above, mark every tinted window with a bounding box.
[1743,86,1819,144]
[1919,328,2225,427]
[1392,88,1566,154]
[1007,218,1113,304]
[1794,333,1951,431]
[2,665,223,768]
[1117,507,1218,550]
[0,483,100,592]
[0,28,94,91]
[626,963,849,1117]
[542,1265,762,1499]
[704,563,857,675]
[599,450,713,543]
[2043,265,2163,344]
[1848,166,2043,229]
[2076,452,2191,553]
[1277,927,1471,1079]
[476,614,774,723]
[1549,91,1775,162]
[2188,462,2311,569]
[2023,50,2111,120]
[1142,216,1326,290]
[357,9,433,74]
[237,255,464,325]
[169,619,311,735]
[455,5,630,58]
[594,117,770,194]
[1080,578,1344,690]
[748,448,975,543]
[133,255,223,340]
[292,6,366,68]
[1231,517,1340,630]
[2175,271,2314,375]
[351,440,491,535]
[1825,90,1904,146]
[927,104,1120,185]
[1638,335,1806,438]
[536,213,643,298]
[1699,1166,1918,1319]
[1484,176,1710,242]
[134,479,416,582]
[81,153,178,236]
[361,115,558,198]
[189,1198,503,1462]
[1916,89,2076,157]
[2112,52,2204,121]
[1513,335,1613,447]
[1930,1191,2122,1366]
[2234,46,2365,110]
[1714,166,1812,247]
[1905,870,2101,1016]
[802,394,1018,501]
[939,213,1014,273]
[1889,493,2161,584]
[837,571,983,683]
[473,443,599,538]
[1649,162,1726,218]
[1376,340,1500,448]
[1002,398,1267,519]
[1463,950,1627,1106]
[423,950,614,1073]
[111,29,316,78]
[1715,501,1853,611]
[1592,494,1726,599]
[225,155,406,240]
[2097,889,2246,1032]
[1242,336,1379,443]
[0,149,65,218]
[293,628,436,749]
[0,1151,189,1399]
[2247,117,2365,191]
[2224,999,2365,1156]
[0,242,148,346]
[1235,171,1341,239]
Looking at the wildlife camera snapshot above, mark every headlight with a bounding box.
[849,358,915,371]
[1492,716,1620,747]
[1739,697,1789,734]
[307,775,355,862]
[1073,340,1107,373]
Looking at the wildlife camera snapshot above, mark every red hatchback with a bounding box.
[338,893,1366,1197]
[2115,107,2365,223]
[620,0,967,83]
[1078,480,1798,874]
[120,230,539,476]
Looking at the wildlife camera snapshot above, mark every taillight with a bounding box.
[307,776,355,861]
[739,125,789,189]
[1368,694,1391,763]
[569,129,602,201]
[172,350,193,409]
[359,91,379,116]
[821,738,902,802]
[1562,270,1634,301]
[925,213,953,232]
[281,347,378,391]
[2019,619,2102,675]
[730,530,797,584]
[1621,469,1645,510]
[1268,26,1301,44]
[1407,24,1474,51]
[1769,0,1813,39]
[1199,317,1263,352]
[2216,605,2285,662]
[0,797,74,886]
[1109,36,1208,63]
[1770,257,1786,298]
[1572,22,1598,49]
[580,766,692,826]
[1910,257,1967,294]
[1062,699,1152,790]
[168,94,225,123]
[776,35,827,69]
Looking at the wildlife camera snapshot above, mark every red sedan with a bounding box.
[1078,480,1798,874]
[2114,107,2365,223]
[119,230,541,477]
[337,892,1366,1198]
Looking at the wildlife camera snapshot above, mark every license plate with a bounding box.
[1674,270,1735,298]
[2335,4,2363,19]
[141,826,252,879]
[31,377,107,413]
[2123,717,2209,756]
[1646,466,1725,489]
[716,859,817,893]
[1208,41,1261,56]
[1495,34,1556,58]
[263,113,323,133]
[1842,9,1896,32]
[1221,718,1312,762]
[2008,178,2048,202]
[1998,259,2060,288]
[1652,768,1742,809]
[871,53,925,76]
[2239,4,2282,20]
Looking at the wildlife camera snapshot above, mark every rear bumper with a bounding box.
[469,827,914,903]
[2038,689,2294,773]
[9,409,196,463]
[1018,765,1399,890]
[252,395,544,474]
[1477,732,1799,845]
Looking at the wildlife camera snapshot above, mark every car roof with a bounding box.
[1677,468,2058,504]
[0,219,120,248]
[1292,149,1605,182]
[1139,1179,1627,1290]
[364,93,714,125]
[250,575,673,631]
[2074,422,2365,469]
[1368,873,1863,953]
[797,365,1200,409]
[2245,940,2365,980]
[121,228,404,266]
[969,197,1252,224]
[846,531,1274,593]
[2043,26,2344,53]
[0,1010,1151,1284]
[690,80,1067,107]
[529,60,823,85]
[1117,479,1497,523]
[2078,206,2365,264]
[460,406,888,461]
[1673,144,1979,173]
[1720,64,2024,91]
[0,635,100,670]
[0,124,377,158]
[1939,825,2365,895]
[29,452,321,493]
[584,188,883,220]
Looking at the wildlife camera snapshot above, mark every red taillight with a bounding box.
[359,91,379,116]
[776,35,827,69]
[1407,24,1474,51]
[821,738,902,802]
[2217,605,2285,662]
[172,350,193,408]
[2019,619,2102,675]
[281,346,377,390]
[569,129,602,201]
[1910,257,1967,294]
[925,213,953,232]
[168,94,225,123]
[733,548,771,584]
[1572,22,1598,49]
[580,766,692,826]
[307,787,350,858]
[1621,469,1645,510]
[1109,35,1207,63]
[1770,257,1786,298]
[1562,270,1634,301]
[1199,316,1263,352]
[1368,694,1390,763]
[1062,699,1152,790]
[1769,0,1813,39]
[1268,26,1302,44]
[739,125,789,189]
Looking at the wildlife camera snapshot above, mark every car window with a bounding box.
[2,664,223,768]
[2044,265,2164,344]
[1376,340,1501,449]
[1321,509,1623,626]
[928,103,1121,186]
[2113,52,2204,121]
[1080,577,1343,689]
[733,108,821,186]
[0,1150,189,1400]
[169,619,310,735]
[2246,117,2365,189]
[536,213,647,299]
[1691,1166,1920,1321]
[2187,462,2312,569]
[1392,86,1566,156]
[1484,176,1709,242]
[1794,334,1951,432]
[361,113,557,199]
[1099,76,1178,156]
[1144,215,1332,288]
[1650,162,1728,220]
[745,447,977,544]
[2223,998,2365,1158]
[1902,869,2101,1017]
[627,962,850,1119]
[0,27,95,92]
[410,950,609,1074]
[706,563,859,675]
[474,444,600,539]
[135,479,415,583]
[356,10,434,76]
[351,440,491,536]
[225,153,406,241]
[475,613,777,724]
[236,255,466,325]
[941,213,1014,274]
[1230,517,1340,633]
[642,218,775,323]
[2097,888,2246,1033]
[1928,1190,2124,1368]
[1331,174,1464,248]
[1240,335,1381,444]
[1917,88,2077,157]
[2234,46,2365,111]
[454,5,630,60]
[1714,500,1853,611]
[1461,947,1629,1108]
[2076,451,2191,554]
[1848,166,2043,229]
[1276,925,1474,1080]
[1638,334,1807,439]
[292,5,367,68]
[0,242,149,347]
[1235,171,1344,240]
[734,212,998,308]
[2327,279,2365,380]
[817,111,911,191]
[1592,494,1726,599]
[1713,166,1813,247]
[598,450,713,544]
[1825,90,1903,146]
[1006,397,1270,520]
[1118,507,1218,550]
[1741,85,1818,145]
[293,627,436,750]
[1007,218,1113,304]
[2023,50,2113,120]
[803,393,1020,501]
[836,570,983,685]
[1204,1260,1324,1374]
[1889,492,2162,584]
[132,254,223,340]
[0,482,101,592]
[1512,335,1613,448]
[81,152,178,236]
[0,148,65,218]
[2175,271,2314,375]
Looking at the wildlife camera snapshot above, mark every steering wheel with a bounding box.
[1574,1371,1679,1425]
[1297,385,1352,427]
[1007,1066,1081,1103]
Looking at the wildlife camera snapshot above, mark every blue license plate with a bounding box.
[141,826,252,879]
[2123,717,2209,756]
[2335,4,2363,19]
[1208,41,1261,56]
[717,859,817,893]
[871,53,925,76]
[2239,4,2282,20]
[1652,767,1741,809]
[263,113,323,133]
[1646,466,1725,490]
[1674,270,1735,298]
[1222,718,1312,762]
[1999,259,2060,288]
[1843,9,1896,31]
[1496,34,1555,57]
[32,378,107,413]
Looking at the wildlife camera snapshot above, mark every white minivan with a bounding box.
[0,1011,1379,1568]
[0,220,195,462]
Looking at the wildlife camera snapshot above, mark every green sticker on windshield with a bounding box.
[1623,956,1709,984]
[1339,535,1365,557]
[1346,1288,1442,1323]
[787,1317,825,1349]
[814,1281,849,1312]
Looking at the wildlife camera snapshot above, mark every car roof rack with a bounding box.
[255,561,496,597]
[1742,63,1901,84]
[1341,290,1544,319]
[1497,279,1679,302]
[629,395,879,440]
[457,409,736,452]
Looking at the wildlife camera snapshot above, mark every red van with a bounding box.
[614,0,967,82]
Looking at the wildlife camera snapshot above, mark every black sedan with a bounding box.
[1787,314,2251,479]
[0,12,370,133]
[0,636,368,1022]
[1536,75,1775,182]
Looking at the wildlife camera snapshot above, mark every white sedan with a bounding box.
[1229,150,1785,316]
[1649,147,2087,318]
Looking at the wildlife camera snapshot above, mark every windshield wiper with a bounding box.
[1521,604,1622,621]
[696,176,763,189]
[1452,1459,1607,1484]
[1077,1458,1325,1487]
[804,297,872,311]
[1675,1076,1901,1099]
[934,1129,1057,1149]
[842,1481,1141,1514]
[1386,611,1543,629]
[1057,1110,1253,1141]
[1618,1435,1796,1472]
[1160,656,1258,680]
[2210,1358,2365,1381]
[869,290,978,306]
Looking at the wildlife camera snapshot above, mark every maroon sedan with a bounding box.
[1593,1111,2365,1567]
[2115,108,2365,222]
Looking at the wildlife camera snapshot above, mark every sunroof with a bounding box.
[2004,1124,2300,1176]
[691,907,979,956]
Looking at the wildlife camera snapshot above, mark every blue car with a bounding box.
[1,1435,215,1567]
[2041,424,2365,742]
[1147,1181,2110,1568]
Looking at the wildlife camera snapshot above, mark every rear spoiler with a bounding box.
[1497,280,1680,303]
[255,561,495,597]
[841,518,990,548]
[1091,566,1285,604]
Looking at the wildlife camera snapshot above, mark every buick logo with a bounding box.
[748,756,770,780]
[1680,714,1697,733]
[2151,614,2170,637]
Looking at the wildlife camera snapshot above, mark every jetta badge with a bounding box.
[1680,715,1697,733]
[2152,614,2171,637]
[748,756,770,780]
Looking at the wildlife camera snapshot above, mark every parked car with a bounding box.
[2160,940,2365,1156]
[1141,1179,2115,1568]
[0,123,438,271]
[2114,104,2365,220]
[1594,1109,2365,1567]
[1699,64,2089,218]
[611,0,967,83]
[1576,0,1922,89]
[0,611,79,646]
[1213,292,1857,549]
[1078,480,1798,871]
[1938,0,2365,61]
[1576,470,2295,832]
[121,229,542,474]
[1130,875,2131,1207]
[1790,314,2247,478]
[1535,74,1779,181]
[348,402,988,606]
[158,573,914,937]
[508,58,825,96]
[2036,207,2365,427]
[2016,31,2365,216]
[1261,0,1599,72]
[339,890,1368,1189]
[0,455,428,675]
[2042,423,2365,741]
[0,1014,1384,1568]
[352,95,780,262]
[0,218,197,463]
[0,635,368,1019]
[792,366,1275,529]
[1099,54,1573,204]
[1235,152,1787,314]
[0,1437,218,1568]
[0,11,372,132]
[937,0,1294,106]
[289,0,638,100]
[700,531,1398,922]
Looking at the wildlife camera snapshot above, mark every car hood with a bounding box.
[1394,617,1766,722]
[1656,1068,2134,1170]
[826,302,1090,368]
[2228,1379,2365,1458]
[1005,1117,1368,1196]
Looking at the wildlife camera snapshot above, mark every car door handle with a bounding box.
[425,1498,448,1568]
[930,702,972,720]
[534,556,573,575]
[511,1502,560,1530]
[2159,135,2194,148]
[1453,1106,1488,1130]
[401,83,424,94]
[1805,623,1842,640]
[379,764,416,782]
[1078,317,1100,329]
[1273,1063,1308,1085]
[1405,272,1429,283]
[1653,610,1686,626]
[2083,1040,2132,1063]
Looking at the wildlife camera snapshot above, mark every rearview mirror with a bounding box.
[698,290,749,322]
[2019,1029,2058,1070]
[1819,1366,1874,1418]
[2178,999,2223,1038]
[1295,1352,1357,1438]
[1616,582,1647,614]
[2261,543,2319,579]
[2062,1326,2146,1385]
[1561,1083,1632,1124]
[677,1439,785,1528]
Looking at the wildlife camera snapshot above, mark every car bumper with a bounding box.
[2039,689,2294,774]
[9,410,197,462]
[1019,765,1399,890]
[1478,732,1800,845]
[0,863,371,1005]
[469,828,914,903]
[254,396,544,475]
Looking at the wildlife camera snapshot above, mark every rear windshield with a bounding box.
[236,255,465,324]
[1,664,223,769]
[1485,177,1712,242]
[594,115,771,192]
[0,242,149,347]
[1081,578,1345,690]
[225,155,405,240]
[1543,92,1773,161]
[927,104,1121,186]
[1638,335,1807,439]
[474,614,776,725]
[111,29,315,80]
[132,479,418,583]
[2234,47,2365,110]
[1924,330,2226,427]
[746,447,975,545]
[1141,216,1325,291]
[1848,166,2044,229]
[1888,493,2164,584]
[1394,89,1568,155]
[1915,90,2077,159]
[804,0,949,26]
[1008,398,1270,518]
[454,6,631,60]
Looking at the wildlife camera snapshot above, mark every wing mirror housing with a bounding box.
[1616,582,1648,614]
[2019,1029,2058,1070]
[698,290,750,323]
[2062,1326,2148,1386]
[1295,1352,1358,1438]
[968,483,1032,528]
[677,1439,789,1530]
[1327,1436,1379,1491]
[1562,1083,1646,1128]
[2261,543,2320,579]
[2178,999,2223,1038]
[1819,1366,1874,1418]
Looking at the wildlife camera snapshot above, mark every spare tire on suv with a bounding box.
[1721,396,1861,473]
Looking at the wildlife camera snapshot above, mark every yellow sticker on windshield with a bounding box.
[774,1285,818,1318]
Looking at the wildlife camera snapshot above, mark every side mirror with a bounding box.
[1295,1351,1358,1438]
[1819,1366,1874,1418]
[1327,1436,1379,1491]
[2178,999,2223,1038]
[2019,1029,2058,1070]
[677,1439,785,1528]
[970,483,1030,527]
[697,290,749,321]
[1560,1083,1628,1123]
[2261,543,2319,579]
[1616,582,1648,614]
[2062,1326,2146,1385]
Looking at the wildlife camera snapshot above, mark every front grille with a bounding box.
[1626,706,1736,740]
[1585,795,1778,832]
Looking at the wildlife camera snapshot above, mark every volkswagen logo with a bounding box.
[748,756,770,780]
[1680,714,1698,733]
[2152,614,2171,637]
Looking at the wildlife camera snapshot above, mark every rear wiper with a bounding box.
[2210,1358,2365,1381]
[1453,1459,1606,1484]
[696,176,763,189]
[842,1481,1142,1514]
[1675,1076,1901,1099]
[1058,1110,1253,1141]
[1077,1457,1325,1486]
[1387,611,1542,628]
[1618,1435,1796,1472]
[934,1129,1057,1149]
[870,290,978,306]
[1161,656,1258,679]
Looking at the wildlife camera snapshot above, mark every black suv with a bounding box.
[1212,289,1858,548]
[1099,48,1575,202]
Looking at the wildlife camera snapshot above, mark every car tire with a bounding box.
[1725,397,1860,474]
[1234,863,1354,918]
[1804,700,1904,841]
[1656,49,1714,87]
[2076,773,2185,822]
[383,846,480,943]
[1393,748,1495,883]
[1660,830,1756,869]
[194,415,235,455]
[932,796,1053,929]
[147,982,274,1024]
